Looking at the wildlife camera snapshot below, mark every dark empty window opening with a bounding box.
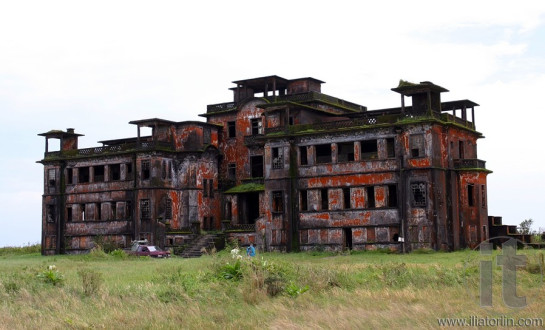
[300,190,308,211]
[251,118,262,135]
[410,135,425,158]
[209,179,214,198]
[127,163,133,179]
[272,147,283,169]
[272,191,284,213]
[48,169,56,187]
[96,203,102,220]
[165,199,172,219]
[47,205,55,222]
[467,184,475,207]
[344,228,353,250]
[225,201,232,220]
[67,168,74,184]
[111,164,121,181]
[203,127,211,144]
[203,179,209,197]
[316,144,332,164]
[388,185,398,207]
[111,202,117,220]
[66,206,72,222]
[289,116,294,126]
[411,182,427,207]
[393,233,399,242]
[94,165,105,182]
[459,141,464,159]
[366,186,375,208]
[338,142,355,162]
[321,189,329,210]
[386,138,395,158]
[81,204,86,221]
[343,188,351,209]
[140,200,151,220]
[79,167,90,183]
[141,160,150,180]
[299,146,308,165]
[126,201,132,219]
[228,163,236,180]
[361,140,378,160]
[228,121,236,138]
[251,155,264,178]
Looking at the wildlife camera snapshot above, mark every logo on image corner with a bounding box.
[463,237,543,313]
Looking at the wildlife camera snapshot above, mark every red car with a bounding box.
[130,245,171,258]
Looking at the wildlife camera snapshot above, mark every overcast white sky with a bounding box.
[1,1,544,247]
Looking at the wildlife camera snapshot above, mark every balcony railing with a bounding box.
[44,141,173,159]
[453,159,486,169]
[224,223,256,232]
[244,134,265,146]
[207,102,237,113]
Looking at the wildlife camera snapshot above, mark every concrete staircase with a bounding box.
[180,234,223,258]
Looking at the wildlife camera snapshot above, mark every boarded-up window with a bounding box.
[272,191,283,213]
[410,135,425,158]
[411,182,426,207]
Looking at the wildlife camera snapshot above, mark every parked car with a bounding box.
[129,245,171,258]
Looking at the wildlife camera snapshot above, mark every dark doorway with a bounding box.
[239,193,260,224]
[343,228,353,250]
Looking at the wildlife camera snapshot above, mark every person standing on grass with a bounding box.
[246,243,255,257]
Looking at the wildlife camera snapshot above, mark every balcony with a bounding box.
[44,141,174,159]
[224,223,256,233]
[244,134,265,146]
[453,159,486,170]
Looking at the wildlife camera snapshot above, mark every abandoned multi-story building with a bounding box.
[39,75,494,255]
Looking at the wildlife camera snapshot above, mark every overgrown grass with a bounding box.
[0,248,543,329]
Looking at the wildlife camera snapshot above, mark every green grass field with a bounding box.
[1,245,543,329]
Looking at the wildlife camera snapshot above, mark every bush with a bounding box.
[78,268,103,296]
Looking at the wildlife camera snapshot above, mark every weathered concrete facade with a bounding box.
[40,75,493,254]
